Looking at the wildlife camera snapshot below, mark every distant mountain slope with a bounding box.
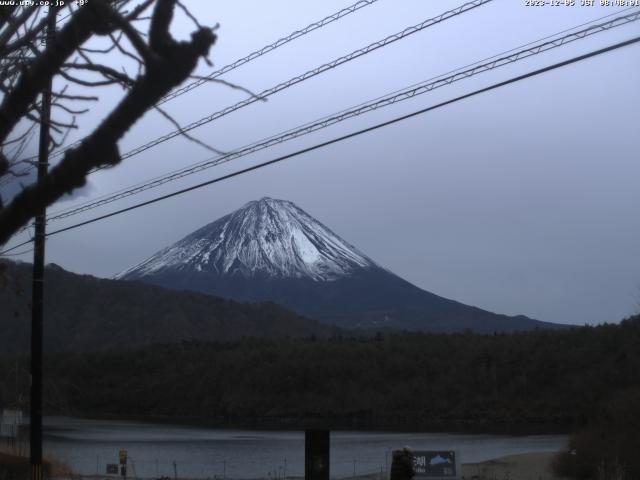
[119,197,562,333]
[0,260,339,354]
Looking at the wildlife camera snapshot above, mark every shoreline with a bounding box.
[461,452,560,480]
[45,413,573,436]
[4,444,565,480]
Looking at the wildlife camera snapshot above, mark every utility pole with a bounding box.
[30,9,54,480]
[305,430,330,480]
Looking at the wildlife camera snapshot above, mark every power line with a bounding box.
[4,0,381,180]
[4,0,492,186]
[158,0,381,105]
[45,6,640,219]
[2,34,638,255]
[38,10,640,224]
[14,35,639,246]
[0,238,33,256]
[0,247,34,257]
[109,0,495,164]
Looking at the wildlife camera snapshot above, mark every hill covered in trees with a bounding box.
[0,260,339,354]
[2,315,637,433]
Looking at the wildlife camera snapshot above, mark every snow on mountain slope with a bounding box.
[117,197,378,282]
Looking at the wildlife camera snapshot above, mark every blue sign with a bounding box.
[411,451,458,478]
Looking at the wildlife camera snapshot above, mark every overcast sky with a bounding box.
[2,0,639,326]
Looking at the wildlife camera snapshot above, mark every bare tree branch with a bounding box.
[109,9,158,64]
[63,62,135,86]
[0,7,56,57]
[52,102,89,115]
[0,1,117,144]
[153,104,227,156]
[125,0,156,22]
[0,5,38,54]
[0,0,217,244]
[189,75,268,102]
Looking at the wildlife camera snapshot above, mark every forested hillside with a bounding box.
[2,316,637,432]
[0,260,339,354]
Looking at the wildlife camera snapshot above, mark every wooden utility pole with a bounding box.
[31,10,55,480]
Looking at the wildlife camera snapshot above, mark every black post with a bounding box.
[30,10,54,480]
[305,429,330,480]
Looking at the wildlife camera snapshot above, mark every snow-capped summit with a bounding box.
[118,197,377,282]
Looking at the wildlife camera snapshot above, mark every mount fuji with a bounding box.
[118,197,558,333]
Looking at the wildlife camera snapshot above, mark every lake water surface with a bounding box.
[43,417,567,479]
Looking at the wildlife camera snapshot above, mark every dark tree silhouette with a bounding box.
[0,0,216,245]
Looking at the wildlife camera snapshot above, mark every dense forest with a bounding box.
[2,315,638,431]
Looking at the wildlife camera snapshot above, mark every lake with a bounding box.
[43,417,567,479]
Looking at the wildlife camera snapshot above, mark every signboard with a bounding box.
[106,464,119,475]
[411,451,459,479]
[0,410,25,438]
